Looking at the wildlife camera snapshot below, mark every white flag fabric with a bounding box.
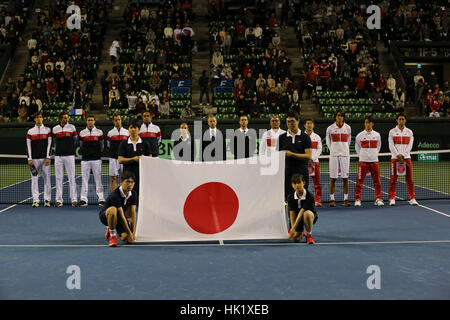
[135,153,288,242]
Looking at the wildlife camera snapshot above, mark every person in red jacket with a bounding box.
[319,66,331,91]
[46,77,58,103]
[424,89,434,114]
[355,73,366,98]
[429,95,441,117]
[377,73,386,91]
[305,67,318,99]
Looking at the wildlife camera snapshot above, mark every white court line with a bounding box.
[348,176,450,218]
[418,204,450,218]
[0,240,449,248]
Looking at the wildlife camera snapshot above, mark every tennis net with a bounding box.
[0,150,449,205]
[313,150,450,203]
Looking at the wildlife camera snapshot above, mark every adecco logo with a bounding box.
[366,5,381,30]
[418,142,440,149]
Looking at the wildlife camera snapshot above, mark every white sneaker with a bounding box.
[389,199,396,206]
[375,199,384,206]
[409,199,419,206]
[354,200,361,207]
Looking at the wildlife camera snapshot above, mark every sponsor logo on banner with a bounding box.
[171,79,191,87]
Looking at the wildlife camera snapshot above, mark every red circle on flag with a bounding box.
[183,182,239,234]
[398,164,406,173]
[308,165,315,174]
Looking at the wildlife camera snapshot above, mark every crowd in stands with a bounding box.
[206,1,301,118]
[1,0,449,122]
[1,0,109,123]
[0,0,33,49]
[379,0,448,43]
[101,0,195,120]
[405,69,450,118]
[295,0,449,117]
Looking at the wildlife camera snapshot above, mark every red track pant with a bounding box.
[354,161,382,201]
[389,158,415,200]
[310,162,322,202]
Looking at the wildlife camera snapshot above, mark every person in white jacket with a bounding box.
[325,109,351,207]
[387,74,397,98]
[109,40,120,63]
[354,116,383,207]
[388,113,418,206]
[304,118,322,207]
[259,116,286,156]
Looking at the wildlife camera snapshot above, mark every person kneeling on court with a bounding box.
[99,171,137,247]
[288,174,318,244]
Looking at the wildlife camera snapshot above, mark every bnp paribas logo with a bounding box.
[366,5,381,30]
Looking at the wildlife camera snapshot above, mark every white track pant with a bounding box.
[31,158,51,202]
[55,155,77,203]
[80,160,105,203]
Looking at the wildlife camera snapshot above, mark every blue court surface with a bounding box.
[0,200,449,300]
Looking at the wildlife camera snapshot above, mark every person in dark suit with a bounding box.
[229,114,257,159]
[173,122,196,161]
[202,115,226,161]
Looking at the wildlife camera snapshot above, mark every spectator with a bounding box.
[108,86,120,108]
[429,95,441,117]
[46,77,58,103]
[149,72,162,92]
[133,97,146,118]
[148,99,160,119]
[199,70,210,105]
[17,102,28,123]
[395,88,406,112]
[249,95,261,118]
[101,71,110,108]
[235,93,247,116]
[387,74,396,96]
[72,85,85,109]
[127,91,138,113]
[290,90,301,113]
[355,73,366,98]
[383,89,395,112]
[159,91,170,119]
[278,90,290,113]
[109,40,120,63]
[181,104,196,120]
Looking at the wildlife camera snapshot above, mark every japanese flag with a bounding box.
[135,154,288,242]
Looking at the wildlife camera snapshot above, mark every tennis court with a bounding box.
[0,200,449,300]
[0,151,449,300]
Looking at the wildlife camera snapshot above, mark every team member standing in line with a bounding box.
[304,118,323,207]
[52,111,78,207]
[325,109,352,207]
[259,115,286,156]
[354,116,383,207]
[78,115,106,207]
[106,113,129,191]
[388,113,418,206]
[230,114,257,160]
[139,111,161,158]
[26,112,52,207]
